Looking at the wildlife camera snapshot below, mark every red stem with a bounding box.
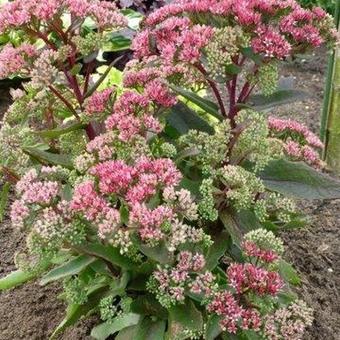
[48,85,80,120]
[195,63,227,117]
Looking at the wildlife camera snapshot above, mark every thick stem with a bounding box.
[85,122,97,141]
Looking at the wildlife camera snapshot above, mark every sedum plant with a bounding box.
[1,0,340,339]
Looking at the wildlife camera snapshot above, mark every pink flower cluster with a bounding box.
[133,0,335,68]
[0,0,126,33]
[242,240,279,263]
[133,16,213,63]
[10,168,61,229]
[71,156,182,242]
[85,88,114,116]
[268,117,323,167]
[89,157,181,204]
[227,263,284,296]
[208,291,261,333]
[152,251,212,304]
[0,43,37,79]
[105,90,163,141]
[252,26,291,59]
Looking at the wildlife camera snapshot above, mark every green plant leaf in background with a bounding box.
[260,159,340,199]
[247,89,308,111]
[35,122,86,139]
[277,259,301,286]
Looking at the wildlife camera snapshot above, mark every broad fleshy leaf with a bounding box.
[23,147,73,169]
[205,231,231,271]
[247,89,308,111]
[91,313,141,340]
[40,255,96,285]
[0,181,10,222]
[0,270,35,290]
[35,122,86,138]
[260,159,340,199]
[166,102,214,136]
[51,286,109,339]
[130,295,168,319]
[170,85,223,121]
[134,317,166,340]
[277,259,301,286]
[168,299,203,339]
[205,315,222,340]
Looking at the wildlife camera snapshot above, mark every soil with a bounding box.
[0,48,339,339]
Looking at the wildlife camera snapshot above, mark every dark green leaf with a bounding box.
[134,317,166,340]
[103,33,131,52]
[205,315,222,340]
[130,295,168,319]
[205,231,231,271]
[91,313,141,340]
[166,102,214,136]
[138,242,172,264]
[116,326,137,340]
[76,243,137,270]
[225,64,242,75]
[0,182,10,222]
[35,122,86,138]
[51,286,109,339]
[40,255,95,285]
[260,159,340,199]
[23,147,73,169]
[219,210,256,244]
[277,259,301,286]
[170,85,222,121]
[247,89,308,111]
[168,299,203,339]
[241,47,264,65]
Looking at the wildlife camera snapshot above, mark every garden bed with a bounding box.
[0,49,339,339]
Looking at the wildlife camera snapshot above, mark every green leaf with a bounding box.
[205,231,231,271]
[166,102,214,136]
[219,210,256,245]
[168,299,203,339]
[122,9,144,30]
[102,33,131,52]
[76,243,137,270]
[0,182,10,222]
[138,242,172,264]
[130,295,168,319]
[241,47,264,65]
[35,122,86,138]
[277,259,301,286]
[50,286,109,339]
[170,85,222,121]
[116,326,138,340]
[260,159,340,199]
[70,63,83,75]
[91,313,141,340]
[247,89,308,111]
[40,255,95,285]
[23,147,73,168]
[135,317,166,340]
[0,270,35,290]
[205,315,222,340]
